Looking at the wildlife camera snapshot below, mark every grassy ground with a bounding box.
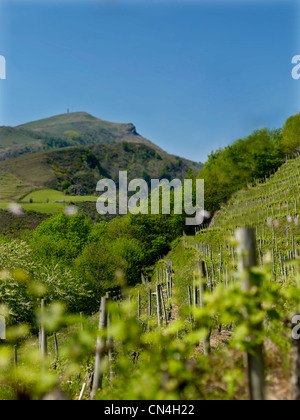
[21,189,97,204]
[0,202,65,213]
[0,188,98,214]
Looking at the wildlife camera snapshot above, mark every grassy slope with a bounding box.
[195,156,300,258]
[161,156,300,399]
[16,112,201,169]
[8,112,164,154]
[0,127,42,148]
[0,169,35,201]
[17,112,134,138]
[167,156,300,316]
[0,152,56,189]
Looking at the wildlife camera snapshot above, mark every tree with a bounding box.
[282,114,300,154]
[75,241,127,292]
[196,128,284,214]
[31,212,92,264]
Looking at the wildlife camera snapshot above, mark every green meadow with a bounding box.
[0,201,66,214]
[0,189,98,214]
[21,189,98,204]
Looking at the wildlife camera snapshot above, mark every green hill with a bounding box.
[0,112,167,160]
[168,155,300,312]
[17,112,154,147]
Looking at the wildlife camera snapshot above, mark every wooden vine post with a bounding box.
[137,291,141,321]
[107,312,114,383]
[53,332,59,368]
[13,345,18,368]
[80,312,84,331]
[188,285,193,322]
[198,260,211,356]
[160,287,168,325]
[236,228,266,401]
[156,284,162,327]
[90,296,107,400]
[105,291,115,383]
[40,299,47,360]
[148,288,152,317]
[291,249,300,401]
[291,318,300,400]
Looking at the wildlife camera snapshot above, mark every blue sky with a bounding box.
[0,0,299,162]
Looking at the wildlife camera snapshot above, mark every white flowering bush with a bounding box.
[39,264,94,313]
[0,240,36,273]
[0,240,94,324]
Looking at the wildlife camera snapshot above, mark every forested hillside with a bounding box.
[196,113,300,214]
[0,142,200,200]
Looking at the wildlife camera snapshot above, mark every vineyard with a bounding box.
[0,155,300,400]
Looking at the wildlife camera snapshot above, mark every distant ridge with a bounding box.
[0,111,202,168]
[15,111,164,153]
